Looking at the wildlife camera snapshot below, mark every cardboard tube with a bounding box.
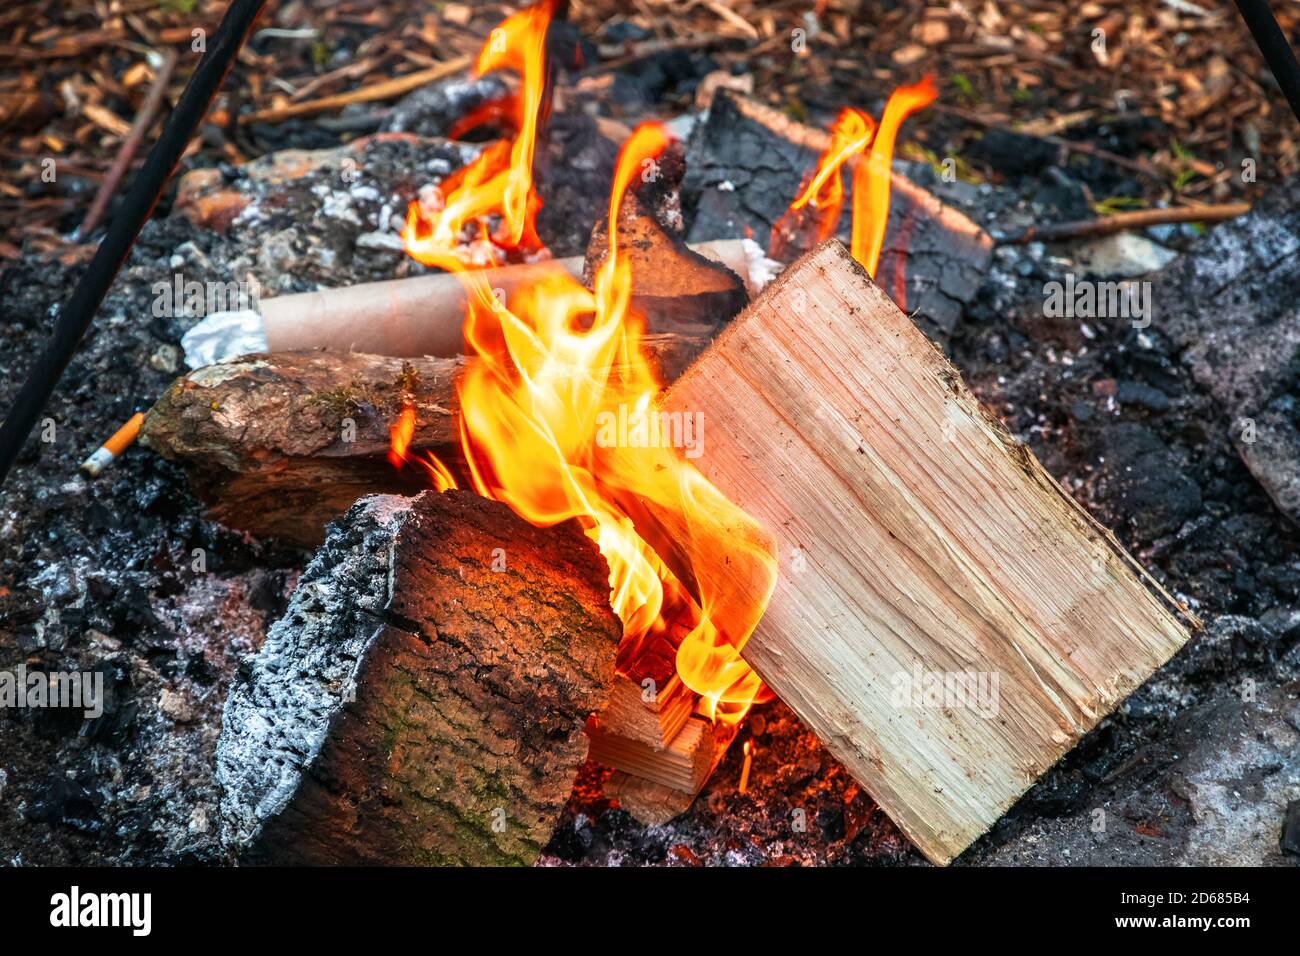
[262,239,755,358]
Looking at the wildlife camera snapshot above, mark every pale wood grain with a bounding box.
[589,717,725,793]
[655,240,1193,864]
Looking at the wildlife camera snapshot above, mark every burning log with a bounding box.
[683,90,992,343]
[216,489,620,866]
[139,351,462,546]
[634,240,1194,864]
[583,140,752,336]
[147,136,760,550]
[141,332,714,546]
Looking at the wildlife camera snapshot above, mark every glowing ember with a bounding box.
[772,76,937,277]
[399,3,777,725]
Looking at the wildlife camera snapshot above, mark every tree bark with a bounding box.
[217,489,621,866]
[142,336,711,546]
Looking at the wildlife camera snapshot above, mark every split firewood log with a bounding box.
[141,334,711,547]
[636,240,1193,864]
[216,489,621,866]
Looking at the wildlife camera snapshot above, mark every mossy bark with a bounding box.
[217,490,620,866]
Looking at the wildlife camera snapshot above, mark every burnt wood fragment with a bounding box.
[584,139,749,338]
[681,90,992,343]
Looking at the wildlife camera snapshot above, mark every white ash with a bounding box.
[216,495,413,852]
[739,237,781,294]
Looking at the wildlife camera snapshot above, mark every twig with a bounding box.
[996,202,1251,245]
[700,1,759,40]
[240,56,471,124]
[287,53,391,102]
[76,48,179,240]
[930,102,1167,182]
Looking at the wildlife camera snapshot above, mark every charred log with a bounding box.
[681,90,992,343]
[584,139,749,337]
[216,489,621,866]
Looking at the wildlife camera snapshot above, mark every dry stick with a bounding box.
[76,48,180,240]
[241,56,471,124]
[286,54,389,102]
[998,202,1251,245]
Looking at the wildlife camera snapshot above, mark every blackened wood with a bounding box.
[584,139,749,339]
[682,90,992,343]
[216,489,620,866]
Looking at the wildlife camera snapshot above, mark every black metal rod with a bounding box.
[1235,0,1300,125]
[0,0,266,487]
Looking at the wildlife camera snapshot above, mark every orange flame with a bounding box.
[403,28,778,724]
[772,76,936,277]
[771,108,874,259]
[388,399,459,492]
[851,76,937,275]
[739,739,753,794]
[405,0,554,264]
[388,400,416,470]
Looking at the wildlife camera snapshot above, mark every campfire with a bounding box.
[401,1,773,747]
[175,0,1191,866]
[26,0,1300,876]
[375,0,968,826]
